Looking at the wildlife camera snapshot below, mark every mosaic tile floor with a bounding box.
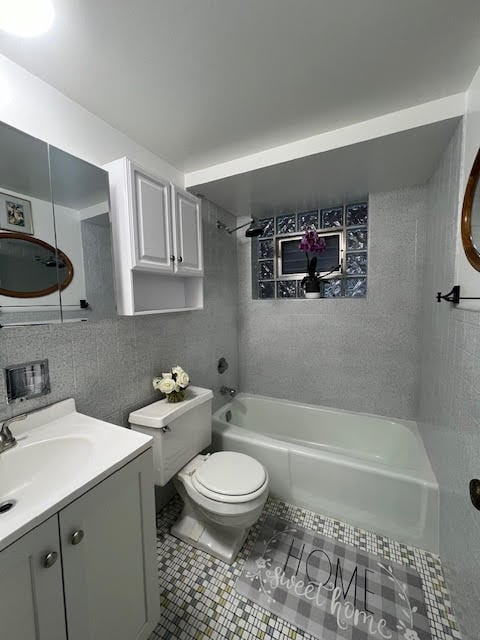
[148,496,461,640]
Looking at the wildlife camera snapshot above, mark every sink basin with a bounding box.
[0,436,94,504]
[0,398,152,552]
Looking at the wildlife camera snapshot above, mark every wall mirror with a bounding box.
[0,122,62,324]
[461,147,480,272]
[48,146,115,322]
[0,121,115,326]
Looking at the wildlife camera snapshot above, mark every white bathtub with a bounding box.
[212,393,439,553]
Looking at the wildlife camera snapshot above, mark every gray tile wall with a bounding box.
[237,186,427,419]
[418,123,480,639]
[0,199,239,424]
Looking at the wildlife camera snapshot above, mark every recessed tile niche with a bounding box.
[252,202,368,300]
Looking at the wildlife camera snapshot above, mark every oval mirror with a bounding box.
[0,232,74,298]
[461,147,480,271]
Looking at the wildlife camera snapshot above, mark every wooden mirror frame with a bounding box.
[461,147,480,272]
[0,232,74,298]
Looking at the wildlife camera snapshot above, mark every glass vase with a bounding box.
[167,389,186,403]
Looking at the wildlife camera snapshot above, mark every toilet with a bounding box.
[129,386,269,564]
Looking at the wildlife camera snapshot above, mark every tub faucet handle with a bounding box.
[220,386,237,398]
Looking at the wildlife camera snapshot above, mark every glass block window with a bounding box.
[346,252,368,275]
[252,201,368,300]
[277,280,297,298]
[258,281,275,299]
[321,206,344,228]
[297,211,319,232]
[345,277,367,297]
[346,202,368,226]
[277,214,296,235]
[323,278,343,298]
[259,260,274,280]
[258,217,275,237]
[258,239,274,259]
[346,228,368,251]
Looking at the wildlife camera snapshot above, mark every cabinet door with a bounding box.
[0,516,66,640]
[172,186,203,275]
[131,163,173,272]
[60,451,159,640]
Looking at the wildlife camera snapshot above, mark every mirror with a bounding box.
[0,233,73,296]
[0,122,62,325]
[48,146,115,321]
[0,120,115,325]
[461,147,480,271]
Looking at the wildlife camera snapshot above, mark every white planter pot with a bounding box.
[305,292,321,299]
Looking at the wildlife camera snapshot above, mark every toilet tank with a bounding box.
[129,386,213,486]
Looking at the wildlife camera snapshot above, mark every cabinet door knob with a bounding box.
[43,551,58,568]
[177,256,183,263]
[71,530,85,545]
[170,255,175,261]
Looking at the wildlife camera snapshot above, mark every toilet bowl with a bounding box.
[128,386,269,564]
[172,452,269,563]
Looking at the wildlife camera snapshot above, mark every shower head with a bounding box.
[245,220,264,237]
[216,218,264,238]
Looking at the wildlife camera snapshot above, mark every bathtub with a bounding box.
[212,393,439,553]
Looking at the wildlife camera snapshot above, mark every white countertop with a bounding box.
[0,398,152,552]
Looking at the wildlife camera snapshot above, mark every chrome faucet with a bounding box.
[0,414,26,454]
[220,386,237,398]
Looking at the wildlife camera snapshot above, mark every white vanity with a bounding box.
[0,399,159,640]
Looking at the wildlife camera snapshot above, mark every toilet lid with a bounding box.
[194,452,266,497]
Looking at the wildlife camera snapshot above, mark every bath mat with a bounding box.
[236,514,431,640]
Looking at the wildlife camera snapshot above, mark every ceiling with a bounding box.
[191,117,461,217]
[0,0,479,173]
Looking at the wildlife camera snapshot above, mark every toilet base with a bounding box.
[171,508,250,564]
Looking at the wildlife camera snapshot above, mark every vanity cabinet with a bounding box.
[0,516,66,640]
[60,451,157,640]
[105,157,203,315]
[0,451,158,640]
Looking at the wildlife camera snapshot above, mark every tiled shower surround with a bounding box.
[238,185,427,419]
[418,123,480,640]
[254,202,368,299]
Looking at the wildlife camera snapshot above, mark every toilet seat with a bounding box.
[191,452,268,503]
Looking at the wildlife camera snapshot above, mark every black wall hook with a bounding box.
[436,285,480,305]
[436,286,460,304]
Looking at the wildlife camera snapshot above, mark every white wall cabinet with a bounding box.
[132,166,173,273]
[172,185,203,275]
[105,157,203,315]
[0,451,158,640]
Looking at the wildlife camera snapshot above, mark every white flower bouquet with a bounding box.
[153,366,190,403]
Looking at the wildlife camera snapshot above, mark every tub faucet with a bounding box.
[0,414,26,454]
[220,386,237,398]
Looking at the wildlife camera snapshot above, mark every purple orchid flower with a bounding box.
[299,230,326,278]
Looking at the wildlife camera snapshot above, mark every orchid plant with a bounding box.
[153,365,190,403]
[299,230,327,292]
